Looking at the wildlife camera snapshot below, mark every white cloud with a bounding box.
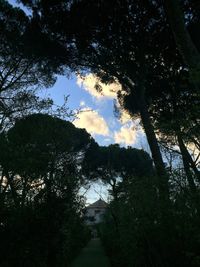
[73,108,109,136]
[77,73,121,99]
[114,99,134,124]
[80,100,85,106]
[119,110,132,124]
[114,124,137,146]
[114,120,145,147]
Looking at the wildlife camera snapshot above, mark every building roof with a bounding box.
[87,198,107,209]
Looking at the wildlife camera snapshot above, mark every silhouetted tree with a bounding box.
[83,143,153,200]
[0,114,93,267]
[0,1,71,130]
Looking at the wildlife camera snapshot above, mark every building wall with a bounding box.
[85,207,106,225]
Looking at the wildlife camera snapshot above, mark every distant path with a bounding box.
[70,238,110,267]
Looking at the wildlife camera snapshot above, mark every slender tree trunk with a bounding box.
[135,87,174,242]
[0,168,8,206]
[6,171,19,207]
[121,76,169,193]
[45,171,53,203]
[0,169,4,194]
[177,133,200,213]
[121,74,170,216]
[21,178,28,209]
[108,178,118,201]
[137,88,169,201]
[177,134,197,191]
[115,69,170,221]
[177,133,200,182]
[165,0,200,83]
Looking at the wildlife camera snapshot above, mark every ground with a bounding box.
[70,238,110,267]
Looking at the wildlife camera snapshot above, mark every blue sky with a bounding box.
[42,74,149,149]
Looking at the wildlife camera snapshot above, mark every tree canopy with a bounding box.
[0,0,73,131]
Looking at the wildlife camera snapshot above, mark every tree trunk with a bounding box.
[177,133,200,212]
[165,0,200,83]
[136,87,172,256]
[0,168,8,206]
[121,76,169,190]
[121,74,170,214]
[177,133,200,182]
[21,178,28,209]
[114,70,170,218]
[6,171,19,208]
[137,88,169,201]
[177,134,197,191]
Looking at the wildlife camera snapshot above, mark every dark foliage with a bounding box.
[100,171,200,267]
[0,114,93,267]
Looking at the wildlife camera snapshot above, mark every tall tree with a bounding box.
[83,143,153,200]
[142,65,200,211]
[0,113,92,267]
[0,113,93,208]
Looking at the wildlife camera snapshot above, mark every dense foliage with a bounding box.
[0,0,72,131]
[100,169,200,267]
[0,114,92,267]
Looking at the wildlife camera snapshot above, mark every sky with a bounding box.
[42,74,149,150]
[9,0,149,203]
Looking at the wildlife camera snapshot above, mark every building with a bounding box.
[84,198,107,226]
